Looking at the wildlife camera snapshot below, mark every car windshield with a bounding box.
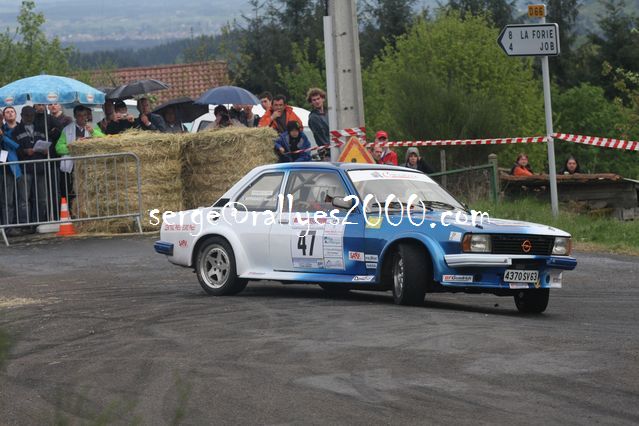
[347,169,466,212]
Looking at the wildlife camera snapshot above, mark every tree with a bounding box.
[553,83,638,178]
[364,13,544,167]
[360,0,417,64]
[588,0,639,100]
[0,1,73,86]
[546,0,580,87]
[276,40,326,106]
[445,0,517,29]
[229,0,326,96]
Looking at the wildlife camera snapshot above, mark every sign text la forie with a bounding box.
[498,23,560,57]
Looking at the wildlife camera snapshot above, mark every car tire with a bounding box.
[392,243,429,306]
[319,283,351,295]
[196,237,247,296]
[514,289,549,313]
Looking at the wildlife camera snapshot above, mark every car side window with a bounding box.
[236,173,284,211]
[284,171,348,212]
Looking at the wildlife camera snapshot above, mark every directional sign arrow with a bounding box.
[497,23,560,57]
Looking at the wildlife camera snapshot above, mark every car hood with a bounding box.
[429,211,571,237]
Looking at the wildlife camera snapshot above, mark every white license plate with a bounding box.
[504,269,539,283]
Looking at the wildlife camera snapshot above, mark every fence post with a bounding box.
[440,150,447,189]
[488,153,499,203]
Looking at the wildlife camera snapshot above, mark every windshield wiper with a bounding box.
[419,200,458,211]
[369,200,430,211]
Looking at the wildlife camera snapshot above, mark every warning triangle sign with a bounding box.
[338,136,375,163]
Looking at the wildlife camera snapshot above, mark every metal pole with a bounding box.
[440,149,447,189]
[323,16,339,162]
[541,13,559,217]
[488,153,499,203]
[328,0,365,158]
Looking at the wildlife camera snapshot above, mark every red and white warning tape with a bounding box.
[330,127,367,145]
[364,136,547,148]
[553,133,639,151]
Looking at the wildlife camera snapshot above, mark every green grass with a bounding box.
[472,198,639,256]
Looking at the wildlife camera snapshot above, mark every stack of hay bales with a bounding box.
[69,127,276,232]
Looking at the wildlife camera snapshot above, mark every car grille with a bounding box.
[491,234,554,255]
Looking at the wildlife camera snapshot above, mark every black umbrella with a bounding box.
[152,97,209,123]
[107,79,169,100]
[195,85,259,105]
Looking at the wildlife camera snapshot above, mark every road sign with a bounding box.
[497,23,560,57]
[338,136,374,163]
[528,4,545,18]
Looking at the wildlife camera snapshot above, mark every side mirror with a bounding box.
[332,196,354,210]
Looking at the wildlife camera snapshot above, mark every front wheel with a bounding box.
[392,243,429,306]
[514,289,549,313]
[196,237,247,296]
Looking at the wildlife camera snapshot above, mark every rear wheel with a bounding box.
[392,243,429,306]
[514,289,549,313]
[196,237,247,296]
[319,283,352,296]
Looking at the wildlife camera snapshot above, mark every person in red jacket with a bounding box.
[258,94,303,134]
[371,130,398,165]
[510,153,534,176]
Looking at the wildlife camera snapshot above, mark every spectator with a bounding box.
[274,121,311,163]
[229,104,256,127]
[259,92,273,113]
[162,107,187,133]
[0,111,22,231]
[560,156,582,175]
[373,130,398,165]
[84,106,94,124]
[135,97,167,132]
[56,105,106,156]
[97,101,115,133]
[2,106,18,134]
[56,105,106,212]
[510,153,534,176]
[48,103,73,138]
[105,100,135,135]
[204,105,243,129]
[307,87,330,159]
[371,145,384,164]
[14,106,50,225]
[404,147,434,174]
[259,94,302,134]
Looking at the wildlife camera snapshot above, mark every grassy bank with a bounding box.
[472,198,639,256]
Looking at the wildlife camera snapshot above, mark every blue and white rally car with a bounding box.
[155,163,576,313]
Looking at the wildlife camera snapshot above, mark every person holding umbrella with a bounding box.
[135,97,167,132]
[161,107,187,133]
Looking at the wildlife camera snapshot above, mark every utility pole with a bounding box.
[325,0,365,161]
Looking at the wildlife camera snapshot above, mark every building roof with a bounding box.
[94,61,229,104]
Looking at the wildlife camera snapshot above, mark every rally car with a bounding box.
[154,163,576,313]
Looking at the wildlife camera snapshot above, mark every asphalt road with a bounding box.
[0,235,638,425]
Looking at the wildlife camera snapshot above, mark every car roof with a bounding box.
[259,162,417,172]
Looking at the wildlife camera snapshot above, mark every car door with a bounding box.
[269,169,367,275]
[230,171,285,271]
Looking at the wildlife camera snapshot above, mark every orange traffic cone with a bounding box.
[57,197,76,237]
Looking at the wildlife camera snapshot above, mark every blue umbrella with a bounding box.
[0,74,105,107]
[195,85,259,105]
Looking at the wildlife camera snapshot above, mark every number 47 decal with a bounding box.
[297,230,316,257]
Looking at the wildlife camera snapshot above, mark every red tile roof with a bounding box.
[92,61,229,104]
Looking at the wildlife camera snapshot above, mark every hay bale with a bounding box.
[68,127,276,233]
[181,127,277,208]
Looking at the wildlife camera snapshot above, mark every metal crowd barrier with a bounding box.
[0,153,143,246]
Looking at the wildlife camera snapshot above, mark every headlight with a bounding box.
[552,237,572,255]
[462,234,491,253]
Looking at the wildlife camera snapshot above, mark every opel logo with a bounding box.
[521,240,532,253]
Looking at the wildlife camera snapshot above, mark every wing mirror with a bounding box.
[332,196,354,210]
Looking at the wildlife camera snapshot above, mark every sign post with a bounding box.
[498,5,560,217]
